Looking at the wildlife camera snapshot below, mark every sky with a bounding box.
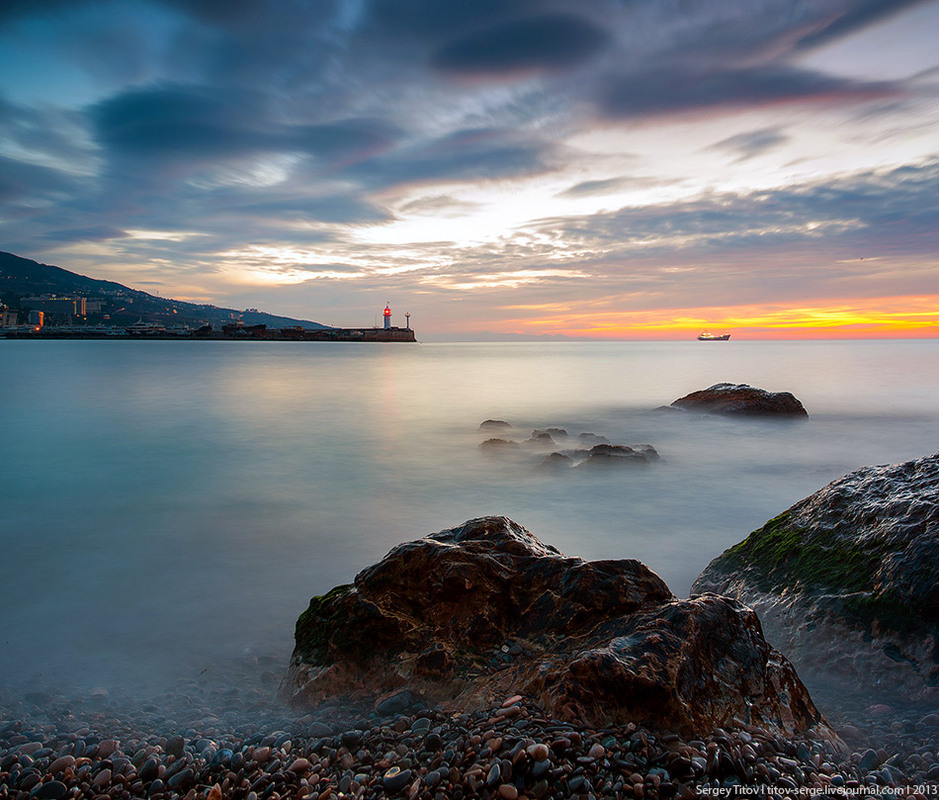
[0,0,937,339]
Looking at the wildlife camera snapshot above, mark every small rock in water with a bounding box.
[479,419,512,431]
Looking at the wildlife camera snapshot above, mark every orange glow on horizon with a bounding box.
[488,295,939,339]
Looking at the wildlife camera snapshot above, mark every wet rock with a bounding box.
[693,451,939,702]
[479,438,520,452]
[479,420,512,431]
[523,431,557,449]
[533,428,568,440]
[576,443,659,470]
[284,516,829,738]
[529,592,826,736]
[537,452,573,472]
[670,383,808,417]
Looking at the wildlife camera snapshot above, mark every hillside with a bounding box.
[0,251,327,330]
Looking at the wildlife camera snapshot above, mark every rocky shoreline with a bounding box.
[2,657,938,800]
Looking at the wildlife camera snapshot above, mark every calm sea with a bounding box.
[1,339,937,693]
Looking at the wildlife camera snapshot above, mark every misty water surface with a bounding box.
[1,339,937,693]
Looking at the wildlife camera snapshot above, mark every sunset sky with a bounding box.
[1,0,937,339]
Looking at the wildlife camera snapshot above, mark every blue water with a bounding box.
[1,339,937,692]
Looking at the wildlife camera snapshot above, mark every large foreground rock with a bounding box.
[283,516,829,737]
[693,452,939,702]
[670,383,808,416]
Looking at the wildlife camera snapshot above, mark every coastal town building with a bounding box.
[22,295,86,317]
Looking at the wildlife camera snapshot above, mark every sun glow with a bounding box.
[493,296,939,339]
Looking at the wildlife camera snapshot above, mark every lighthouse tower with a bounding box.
[383,304,392,330]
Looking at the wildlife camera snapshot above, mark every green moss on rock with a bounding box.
[715,512,919,633]
[719,512,889,595]
[294,584,355,665]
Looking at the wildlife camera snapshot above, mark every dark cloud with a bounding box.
[157,0,268,25]
[0,0,93,23]
[599,66,897,119]
[293,120,401,165]
[432,14,610,76]
[92,85,270,159]
[344,127,559,190]
[793,0,932,51]
[231,195,394,225]
[707,128,789,162]
[91,84,401,178]
[0,154,80,204]
[42,225,127,243]
[368,0,536,41]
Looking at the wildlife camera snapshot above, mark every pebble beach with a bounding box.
[2,654,937,800]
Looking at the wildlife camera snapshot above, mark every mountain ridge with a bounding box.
[0,251,327,330]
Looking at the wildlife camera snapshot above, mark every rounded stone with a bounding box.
[48,756,75,774]
[139,757,160,783]
[382,766,412,793]
[165,736,185,758]
[30,781,68,799]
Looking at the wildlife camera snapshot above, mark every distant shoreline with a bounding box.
[0,326,417,342]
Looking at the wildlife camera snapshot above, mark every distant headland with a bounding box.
[0,251,415,342]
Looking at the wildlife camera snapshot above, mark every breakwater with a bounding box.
[0,325,416,342]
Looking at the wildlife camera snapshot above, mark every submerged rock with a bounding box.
[479,438,520,452]
[576,443,659,470]
[478,419,512,431]
[536,452,574,472]
[283,516,829,738]
[693,451,939,702]
[670,383,808,416]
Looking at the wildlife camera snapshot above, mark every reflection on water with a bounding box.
[1,339,937,692]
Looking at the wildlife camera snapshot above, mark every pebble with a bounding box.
[498,782,518,799]
[0,661,937,800]
[30,780,68,799]
[96,739,118,758]
[382,765,412,793]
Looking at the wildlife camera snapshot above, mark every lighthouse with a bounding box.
[383,304,392,330]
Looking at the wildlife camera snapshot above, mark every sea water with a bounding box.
[1,339,937,693]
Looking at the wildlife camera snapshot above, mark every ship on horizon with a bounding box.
[697,332,731,341]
